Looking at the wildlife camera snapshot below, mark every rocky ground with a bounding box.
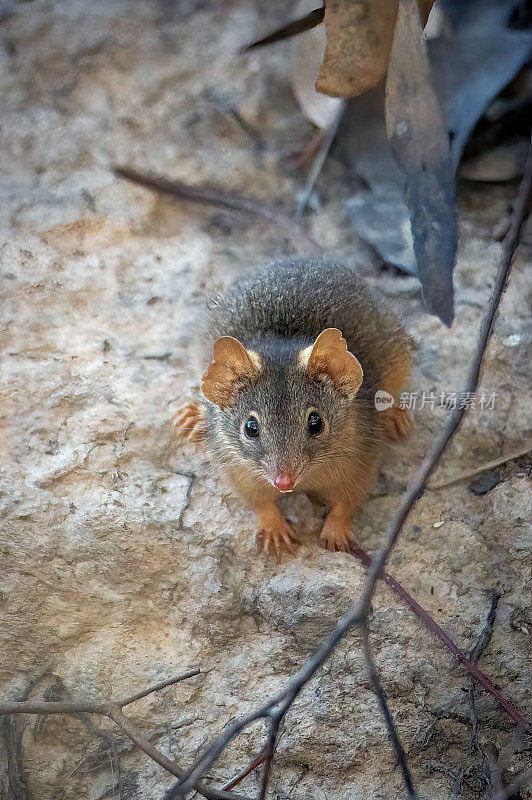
[0,2,530,799]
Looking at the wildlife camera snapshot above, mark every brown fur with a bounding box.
[202,337,260,409]
[175,258,412,557]
[306,328,364,398]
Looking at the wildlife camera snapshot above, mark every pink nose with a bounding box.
[274,474,295,493]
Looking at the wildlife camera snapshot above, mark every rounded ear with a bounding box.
[201,337,260,409]
[304,328,363,398]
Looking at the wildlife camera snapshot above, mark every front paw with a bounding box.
[319,520,355,553]
[256,519,299,560]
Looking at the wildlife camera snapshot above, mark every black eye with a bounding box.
[244,416,260,438]
[307,411,324,436]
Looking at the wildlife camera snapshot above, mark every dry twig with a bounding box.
[222,748,268,792]
[0,669,250,800]
[242,8,325,52]
[295,100,346,222]
[467,593,501,747]
[258,714,283,800]
[362,630,416,796]
[113,167,319,257]
[350,545,528,731]
[1,715,27,800]
[428,444,531,490]
[485,743,506,798]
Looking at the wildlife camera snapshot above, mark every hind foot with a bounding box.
[319,499,357,553]
[173,401,206,444]
[381,407,413,441]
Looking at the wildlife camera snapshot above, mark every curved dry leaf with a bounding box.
[316,0,433,99]
[290,0,343,128]
[342,0,531,286]
[431,0,532,170]
[385,0,457,325]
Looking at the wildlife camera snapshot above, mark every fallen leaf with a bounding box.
[316,0,433,99]
[242,6,324,52]
[343,89,416,273]
[385,0,457,325]
[290,0,344,129]
[431,0,532,170]
[342,0,532,288]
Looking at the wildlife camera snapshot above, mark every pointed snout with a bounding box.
[273,474,295,493]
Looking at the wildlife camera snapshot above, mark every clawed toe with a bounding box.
[256,523,299,560]
[319,527,355,553]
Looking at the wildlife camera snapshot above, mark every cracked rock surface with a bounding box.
[0,2,530,799]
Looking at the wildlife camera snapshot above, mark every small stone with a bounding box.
[468,469,502,496]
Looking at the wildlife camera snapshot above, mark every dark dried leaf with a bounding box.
[343,0,531,308]
[432,0,532,169]
[385,0,457,325]
[468,469,502,496]
[342,90,416,273]
[242,7,324,52]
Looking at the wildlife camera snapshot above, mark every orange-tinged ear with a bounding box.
[305,328,363,398]
[201,336,260,409]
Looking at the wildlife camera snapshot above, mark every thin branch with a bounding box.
[361,631,417,798]
[222,747,268,792]
[119,669,201,707]
[467,593,500,746]
[295,101,346,222]
[163,703,277,800]
[164,138,532,800]
[0,672,250,800]
[113,167,319,256]
[0,669,201,716]
[485,743,505,797]
[349,545,528,731]
[258,713,283,800]
[241,8,325,52]
[0,699,111,716]
[1,715,27,800]
[60,751,94,784]
[106,705,191,783]
[428,444,531,490]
